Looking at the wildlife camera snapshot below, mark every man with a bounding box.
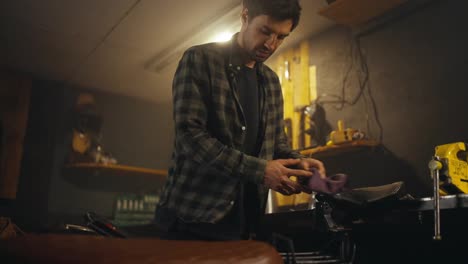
[155,0,325,241]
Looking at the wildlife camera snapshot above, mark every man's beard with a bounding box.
[253,48,272,62]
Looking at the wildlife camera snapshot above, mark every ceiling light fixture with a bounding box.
[211,31,235,43]
[145,4,241,74]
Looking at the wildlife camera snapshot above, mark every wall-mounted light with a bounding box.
[284,60,291,81]
[278,64,284,84]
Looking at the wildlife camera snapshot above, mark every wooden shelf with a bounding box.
[62,163,167,192]
[319,0,408,27]
[300,140,380,159]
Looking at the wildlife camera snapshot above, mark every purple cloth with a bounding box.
[302,168,348,194]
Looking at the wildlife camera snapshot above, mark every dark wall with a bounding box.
[96,91,173,169]
[308,0,468,197]
[15,81,173,231]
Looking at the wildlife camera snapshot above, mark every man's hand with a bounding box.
[297,158,326,179]
[293,158,326,194]
[264,159,313,195]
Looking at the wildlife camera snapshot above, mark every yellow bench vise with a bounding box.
[434,142,468,195]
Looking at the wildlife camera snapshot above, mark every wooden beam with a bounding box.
[0,73,31,199]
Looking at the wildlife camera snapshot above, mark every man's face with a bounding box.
[239,13,293,64]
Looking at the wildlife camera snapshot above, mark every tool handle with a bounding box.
[429,158,442,240]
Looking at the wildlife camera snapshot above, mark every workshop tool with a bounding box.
[434,142,468,195]
[428,142,468,240]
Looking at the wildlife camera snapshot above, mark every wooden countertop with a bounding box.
[1,234,283,264]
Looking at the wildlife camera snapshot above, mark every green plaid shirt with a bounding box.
[158,35,302,223]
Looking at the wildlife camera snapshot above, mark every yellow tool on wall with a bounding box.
[433,142,468,195]
[327,120,364,145]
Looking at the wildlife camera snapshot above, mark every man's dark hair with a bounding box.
[242,0,302,31]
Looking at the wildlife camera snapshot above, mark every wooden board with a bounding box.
[62,163,167,192]
[300,140,380,159]
[319,0,408,27]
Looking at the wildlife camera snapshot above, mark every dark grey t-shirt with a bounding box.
[236,65,261,236]
[237,65,260,156]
